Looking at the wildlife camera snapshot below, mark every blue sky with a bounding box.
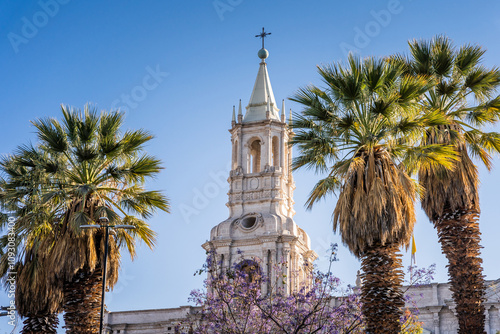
[1,0,500,331]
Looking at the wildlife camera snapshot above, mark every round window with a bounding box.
[241,216,257,229]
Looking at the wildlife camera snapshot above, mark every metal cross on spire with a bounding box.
[255,27,271,49]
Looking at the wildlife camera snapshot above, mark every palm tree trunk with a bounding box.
[434,209,486,334]
[21,313,59,334]
[63,267,102,334]
[360,243,404,334]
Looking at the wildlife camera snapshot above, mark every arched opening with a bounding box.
[236,259,261,284]
[272,136,279,167]
[232,140,238,170]
[249,139,261,173]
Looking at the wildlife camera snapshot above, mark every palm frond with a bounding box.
[455,44,485,75]
[305,174,340,210]
[408,38,432,75]
[121,215,157,251]
[430,35,454,77]
[31,117,68,153]
[125,155,163,182]
[402,144,458,175]
[463,66,500,100]
[120,130,154,155]
[78,105,100,143]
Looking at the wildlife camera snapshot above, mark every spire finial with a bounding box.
[256,27,271,60]
[255,27,271,49]
[232,105,236,124]
[238,99,243,123]
[281,99,285,122]
[289,108,293,127]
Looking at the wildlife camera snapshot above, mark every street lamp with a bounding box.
[0,306,9,317]
[81,217,135,334]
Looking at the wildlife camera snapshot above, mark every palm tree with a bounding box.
[0,150,62,333]
[392,36,500,334]
[290,55,454,333]
[0,105,170,333]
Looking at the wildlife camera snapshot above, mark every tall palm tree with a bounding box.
[0,150,63,333]
[392,36,500,334]
[0,105,170,333]
[290,55,454,333]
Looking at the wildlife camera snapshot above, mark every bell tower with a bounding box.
[203,32,317,294]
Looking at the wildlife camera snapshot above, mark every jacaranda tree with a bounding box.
[185,246,432,334]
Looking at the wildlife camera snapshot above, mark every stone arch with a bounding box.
[235,259,262,283]
[248,138,262,173]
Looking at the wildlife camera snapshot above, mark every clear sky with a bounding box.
[1,0,500,331]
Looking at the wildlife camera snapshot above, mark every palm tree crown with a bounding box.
[391,35,500,219]
[291,55,453,256]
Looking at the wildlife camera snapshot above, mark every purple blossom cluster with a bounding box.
[180,246,434,334]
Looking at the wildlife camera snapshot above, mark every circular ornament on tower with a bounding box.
[234,213,263,232]
[250,177,259,189]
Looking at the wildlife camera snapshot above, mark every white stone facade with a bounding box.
[406,279,500,334]
[104,306,199,334]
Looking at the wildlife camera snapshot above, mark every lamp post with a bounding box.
[0,306,9,317]
[81,217,135,334]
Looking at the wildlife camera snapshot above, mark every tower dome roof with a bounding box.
[243,50,280,123]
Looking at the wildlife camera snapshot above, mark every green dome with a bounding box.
[258,48,269,59]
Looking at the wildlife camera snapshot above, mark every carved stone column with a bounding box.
[485,306,491,334]
[428,306,442,334]
[269,249,277,293]
[290,249,297,292]
[261,249,270,295]
[279,129,284,169]
[266,128,272,166]
[282,247,291,295]
[433,313,440,334]
[237,129,242,168]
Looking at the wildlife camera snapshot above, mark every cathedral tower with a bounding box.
[202,36,317,294]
